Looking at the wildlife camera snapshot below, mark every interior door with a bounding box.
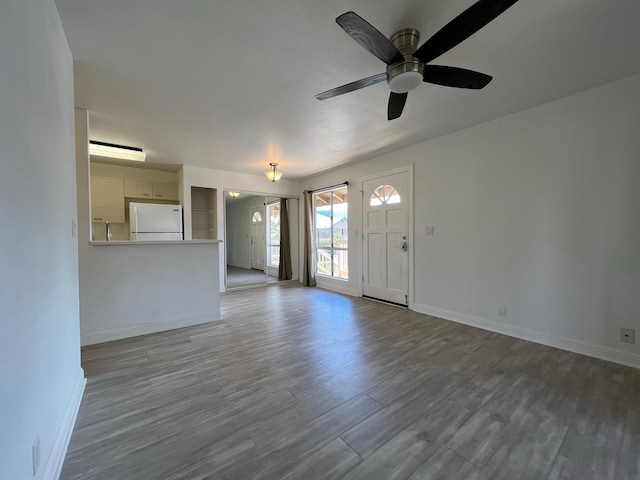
[250,205,266,271]
[362,171,409,305]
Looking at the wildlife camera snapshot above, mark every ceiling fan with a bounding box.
[316,0,520,120]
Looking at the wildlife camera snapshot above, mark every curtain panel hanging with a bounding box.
[278,198,292,280]
[302,190,316,287]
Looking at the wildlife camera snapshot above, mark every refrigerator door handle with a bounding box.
[132,205,138,239]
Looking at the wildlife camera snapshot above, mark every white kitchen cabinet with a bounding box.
[124,179,178,201]
[152,182,178,201]
[124,179,153,199]
[91,176,125,223]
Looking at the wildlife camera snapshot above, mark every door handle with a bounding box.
[401,241,408,252]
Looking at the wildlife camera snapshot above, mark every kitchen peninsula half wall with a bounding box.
[80,240,221,346]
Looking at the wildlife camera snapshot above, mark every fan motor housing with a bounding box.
[387,28,424,94]
[390,28,420,56]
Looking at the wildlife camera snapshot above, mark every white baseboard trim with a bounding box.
[81,313,221,346]
[316,280,360,297]
[413,303,640,369]
[40,369,86,480]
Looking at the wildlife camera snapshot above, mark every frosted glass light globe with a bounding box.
[388,71,423,94]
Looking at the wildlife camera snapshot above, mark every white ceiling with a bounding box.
[56,0,640,180]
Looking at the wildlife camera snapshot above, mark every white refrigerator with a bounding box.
[129,203,183,241]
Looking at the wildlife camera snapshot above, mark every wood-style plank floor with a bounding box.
[226,265,269,289]
[61,284,640,480]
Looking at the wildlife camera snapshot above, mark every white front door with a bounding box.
[250,205,265,271]
[362,169,410,305]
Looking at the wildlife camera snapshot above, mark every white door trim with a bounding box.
[359,164,414,308]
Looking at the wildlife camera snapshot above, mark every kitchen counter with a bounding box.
[90,240,222,246]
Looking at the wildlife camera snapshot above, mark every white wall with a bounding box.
[181,165,302,290]
[302,74,640,367]
[0,2,85,479]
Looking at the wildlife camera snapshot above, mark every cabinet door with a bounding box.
[124,179,153,199]
[153,182,178,200]
[91,176,125,223]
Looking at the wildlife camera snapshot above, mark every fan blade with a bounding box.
[388,92,408,120]
[423,65,492,89]
[414,0,519,64]
[336,12,404,65]
[316,73,387,100]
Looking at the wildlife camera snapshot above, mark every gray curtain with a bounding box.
[278,198,292,280]
[303,190,316,286]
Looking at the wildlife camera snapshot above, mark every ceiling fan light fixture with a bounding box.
[387,59,424,94]
[388,71,423,94]
[264,162,283,182]
[318,1,521,119]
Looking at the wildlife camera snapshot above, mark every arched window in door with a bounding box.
[370,184,401,206]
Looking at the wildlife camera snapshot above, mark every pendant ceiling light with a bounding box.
[264,162,283,182]
[228,192,240,198]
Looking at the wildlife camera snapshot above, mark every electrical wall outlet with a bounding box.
[620,328,636,344]
[498,305,507,317]
[32,436,40,476]
[424,226,435,236]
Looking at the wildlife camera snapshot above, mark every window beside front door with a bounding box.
[313,186,348,279]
